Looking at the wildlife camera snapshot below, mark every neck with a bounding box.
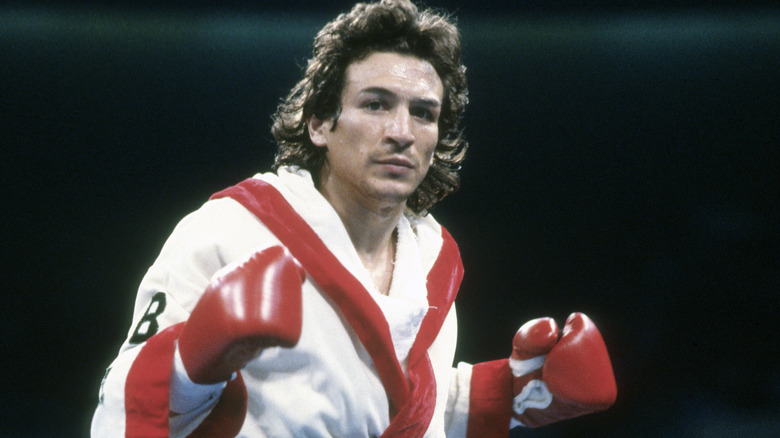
[318,181,402,295]
[341,206,400,296]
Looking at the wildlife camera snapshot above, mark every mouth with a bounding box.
[375,156,415,169]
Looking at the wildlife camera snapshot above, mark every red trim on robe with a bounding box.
[125,324,181,438]
[124,323,248,438]
[211,178,463,437]
[383,226,463,437]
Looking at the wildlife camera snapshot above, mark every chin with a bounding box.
[370,186,414,206]
[365,175,420,204]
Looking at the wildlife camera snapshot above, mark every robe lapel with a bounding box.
[212,178,463,436]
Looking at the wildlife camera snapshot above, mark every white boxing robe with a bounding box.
[91,167,515,438]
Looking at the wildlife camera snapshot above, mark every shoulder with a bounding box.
[165,197,268,253]
[135,193,283,312]
[151,195,279,280]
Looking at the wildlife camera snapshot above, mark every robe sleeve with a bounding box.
[90,199,270,437]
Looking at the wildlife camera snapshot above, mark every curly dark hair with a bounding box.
[271,0,468,215]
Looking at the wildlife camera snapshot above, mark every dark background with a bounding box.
[2,1,778,436]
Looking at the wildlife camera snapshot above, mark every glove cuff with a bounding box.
[508,355,546,377]
[466,359,513,438]
[170,343,228,415]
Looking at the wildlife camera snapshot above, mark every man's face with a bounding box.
[309,51,443,213]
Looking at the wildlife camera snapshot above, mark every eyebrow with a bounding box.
[359,87,441,108]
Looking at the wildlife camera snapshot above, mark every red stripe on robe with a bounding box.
[124,323,248,437]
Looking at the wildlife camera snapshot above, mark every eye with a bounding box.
[411,106,436,122]
[364,100,385,111]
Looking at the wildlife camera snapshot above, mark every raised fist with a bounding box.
[178,246,306,384]
[510,312,617,428]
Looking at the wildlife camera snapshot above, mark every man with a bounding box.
[91,1,617,436]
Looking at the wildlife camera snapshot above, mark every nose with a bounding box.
[385,107,415,148]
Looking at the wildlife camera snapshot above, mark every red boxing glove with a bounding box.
[178,246,306,384]
[510,312,617,428]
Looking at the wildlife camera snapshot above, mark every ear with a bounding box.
[307,114,332,147]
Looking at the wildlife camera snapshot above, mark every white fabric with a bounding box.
[91,167,474,437]
[444,362,473,436]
